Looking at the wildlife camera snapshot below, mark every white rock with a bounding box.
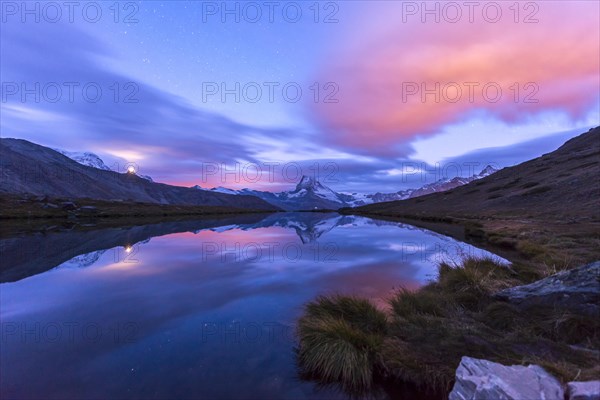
[449,356,564,400]
[568,381,600,400]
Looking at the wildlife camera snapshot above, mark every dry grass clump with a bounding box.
[297,295,387,393]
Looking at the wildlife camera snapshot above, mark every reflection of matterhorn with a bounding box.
[54,250,107,270]
[265,212,355,244]
[198,212,363,244]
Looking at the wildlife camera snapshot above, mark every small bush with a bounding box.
[304,295,387,335]
[390,288,448,319]
[481,302,519,330]
[438,258,513,294]
[517,240,546,258]
[380,337,459,390]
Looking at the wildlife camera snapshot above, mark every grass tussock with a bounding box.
[297,257,600,396]
[297,295,387,392]
[437,257,517,299]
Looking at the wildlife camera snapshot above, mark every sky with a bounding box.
[1,0,599,193]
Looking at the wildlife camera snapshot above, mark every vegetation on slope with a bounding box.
[297,257,600,396]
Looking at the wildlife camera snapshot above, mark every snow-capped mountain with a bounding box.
[194,176,351,210]
[55,148,154,181]
[273,175,351,209]
[193,166,499,210]
[192,185,237,195]
[55,149,112,171]
[346,165,500,206]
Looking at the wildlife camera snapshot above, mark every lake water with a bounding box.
[0,213,503,399]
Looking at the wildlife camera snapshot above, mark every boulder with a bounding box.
[61,201,77,210]
[568,381,600,400]
[495,261,600,316]
[449,356,564,400]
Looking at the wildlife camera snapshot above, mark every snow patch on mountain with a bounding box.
[56,148,154,181]
[55,149,112,170]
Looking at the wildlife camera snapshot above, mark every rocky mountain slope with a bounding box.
[345,165,498,205]
[353,127,600,221]
[195,166,498,211]
[0,139,277,210]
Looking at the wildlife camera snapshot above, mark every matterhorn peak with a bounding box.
[299,175,315,183]
[296,175,321,190]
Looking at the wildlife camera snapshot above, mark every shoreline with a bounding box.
[341,208,600,268]
[298,209,600,397]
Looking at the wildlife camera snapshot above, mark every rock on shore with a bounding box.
[495,261,600,316]
[448,356,564,400]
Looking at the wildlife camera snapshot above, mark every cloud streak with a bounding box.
[311,2,600,155]
[0,21,367,189]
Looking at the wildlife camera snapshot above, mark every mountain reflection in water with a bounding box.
[1,213,505,399]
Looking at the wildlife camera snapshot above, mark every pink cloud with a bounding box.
[311,2,600,154]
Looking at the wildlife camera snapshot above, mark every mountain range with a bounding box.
[0,139,277,211]
[353,127,600,221]
[193,175,354,210]
[0,138,498,211]
[193,166,499,210]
